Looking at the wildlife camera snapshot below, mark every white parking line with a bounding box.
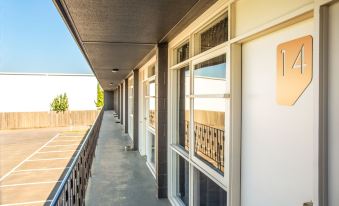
[37,150,78,153]
[44,144,79,147]
[26,157,72,162]
[0,200,52,206]
[0,181,61,188]
[0,134,60,182]
[60,134,83,137]
[27,157,73,162]
[51,139,80,142]
[13,167,70,173]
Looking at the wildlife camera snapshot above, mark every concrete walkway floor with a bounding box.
[85,111,170,206]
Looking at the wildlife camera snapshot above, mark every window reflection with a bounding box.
[194,168,227,206]
[194,98,226,174]
[194,54,226,95]
[176,42,190,64]
[149,81,155,128]
[178,66,190,150]
[147,131,156,167]
[177,155,189,205]
[148,65,155,77]
[196,15,228,54]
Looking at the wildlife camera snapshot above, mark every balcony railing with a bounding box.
[185,121,224,173]
[50,110,104,206]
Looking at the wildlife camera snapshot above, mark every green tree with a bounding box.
[50,93,69,113]
[95,83,104,108]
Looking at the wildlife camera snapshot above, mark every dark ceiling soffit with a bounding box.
[133,46,157,71]
[118,46,156,87]
[83,41,156,46]
[53,0,216,89]
[160,0,217,43]
[120,0,216,83]
[52,0,100,86]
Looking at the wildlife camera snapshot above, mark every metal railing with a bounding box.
[185,121,224,173]
[50,110,104,206]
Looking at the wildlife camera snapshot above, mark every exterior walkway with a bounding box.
[85,111,170,206]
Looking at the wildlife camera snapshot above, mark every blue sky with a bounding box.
[0,0,92,74]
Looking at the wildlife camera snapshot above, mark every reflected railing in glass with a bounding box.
[149,110,155,128]
[184,120,224,173]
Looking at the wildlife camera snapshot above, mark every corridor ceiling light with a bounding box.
[112,68,119,72]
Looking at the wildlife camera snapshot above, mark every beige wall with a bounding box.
[234,0,313,36]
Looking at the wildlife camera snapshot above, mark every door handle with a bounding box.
[303,201,313,206]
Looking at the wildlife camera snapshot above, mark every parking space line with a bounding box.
[26,158,72,162]
[0,181,61,188]
[13,167,70,173]
[0,200,52,206]
[51,139,79,142]
[44,144,79,147]
[57,135,83,137]
[37,150,78,153]
[0,134,60,182]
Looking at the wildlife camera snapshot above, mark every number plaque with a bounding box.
[277,35,313,106]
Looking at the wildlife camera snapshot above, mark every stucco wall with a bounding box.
[0,73,97,112]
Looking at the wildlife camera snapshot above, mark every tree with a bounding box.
[95,83,104,108]
[50,93,69,113]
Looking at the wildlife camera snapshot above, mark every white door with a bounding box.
[328,3,339,205]
[145,79,156,175]
[241,18,315,206]
[123,81,126,128]
[138,69,146,156]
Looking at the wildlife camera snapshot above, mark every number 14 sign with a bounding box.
[277,35,313,106]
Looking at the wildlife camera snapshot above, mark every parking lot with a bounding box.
[0,127,88,205]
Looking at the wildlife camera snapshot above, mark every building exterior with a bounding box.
[54,0,338,205]
[0,73,97,112]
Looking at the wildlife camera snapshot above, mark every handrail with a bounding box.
[50,109,104,206]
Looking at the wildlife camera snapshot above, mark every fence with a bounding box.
[50,109,104,206]
[0,110,100,130]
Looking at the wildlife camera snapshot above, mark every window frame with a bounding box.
[168,3,234,206]
[144,64,157,175]
[128,76,134,139]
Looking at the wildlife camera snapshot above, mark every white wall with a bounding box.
[0,73,97,112]
[328,2,339,205]
[241,19,314,206]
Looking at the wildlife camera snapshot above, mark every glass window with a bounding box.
[194,54,226,95]
[178,66,190,150]
[128,77,134,114]
[176,42,190,64]
[148,65,155,77]
[176,155,189,205]
[194,169,227,206]
[195,14,228,54]
[148,80,156,128]
[147,131,156,168]
[194,98,226,174]
[170,10,230,203]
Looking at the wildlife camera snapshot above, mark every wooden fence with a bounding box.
[0,110,100,130]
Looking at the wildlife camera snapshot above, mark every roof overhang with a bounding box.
[53,0,216,90]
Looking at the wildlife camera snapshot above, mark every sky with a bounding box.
[0,0,92,74]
